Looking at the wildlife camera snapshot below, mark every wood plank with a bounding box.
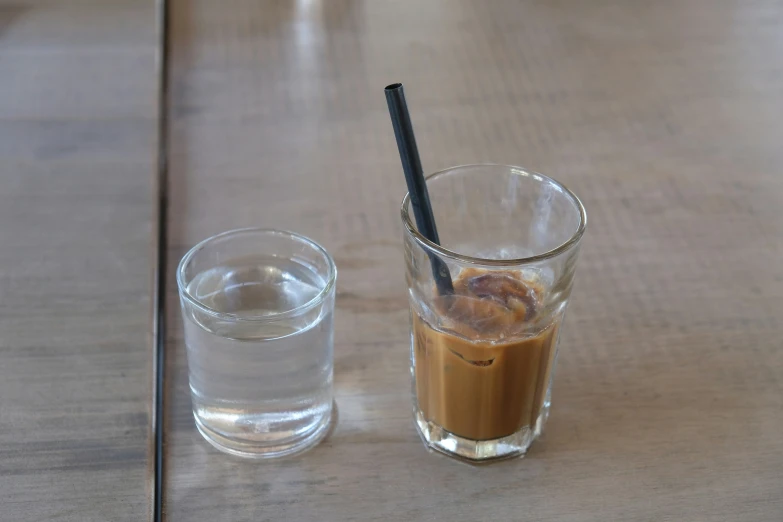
[0,1,157,520]
[166,1,783,520]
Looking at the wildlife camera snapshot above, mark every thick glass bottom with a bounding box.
[194,407,332,459]
[414,407,548,462]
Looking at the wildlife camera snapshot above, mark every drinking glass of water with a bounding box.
[176,228,336,459]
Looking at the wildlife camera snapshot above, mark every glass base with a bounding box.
[194,408,332,459]
[414,408,548,462]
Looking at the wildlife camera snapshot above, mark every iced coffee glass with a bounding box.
[402,164,586,461]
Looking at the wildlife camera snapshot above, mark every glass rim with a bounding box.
[400,163,587,266]
[176,227,337,322]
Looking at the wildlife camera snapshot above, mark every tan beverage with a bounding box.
[413,268,559,441]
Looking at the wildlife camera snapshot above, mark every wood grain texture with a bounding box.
[0,1,157,520]
[165,1,783,520]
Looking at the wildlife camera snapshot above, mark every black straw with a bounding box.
[152,0,170,520]
[385,83,454,295]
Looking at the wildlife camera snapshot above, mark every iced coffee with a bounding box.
[401,164,586,461]
[413,268,559,443]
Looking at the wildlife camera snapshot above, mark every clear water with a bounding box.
[182,255,333,457]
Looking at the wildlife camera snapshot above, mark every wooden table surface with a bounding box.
[0,1,157,520]
[3,0,782,520]
[163,0,783,520]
